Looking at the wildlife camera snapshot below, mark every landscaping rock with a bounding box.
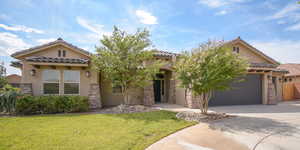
[176,111,234,122]
[96,104,156,114]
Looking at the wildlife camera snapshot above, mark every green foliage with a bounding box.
[92,26,164,104]
[0,84,20,113]
[0,76,7,88]
[15,95,89,115]
[175,40,248,113]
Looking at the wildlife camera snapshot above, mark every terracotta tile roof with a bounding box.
[10,61,22,68]
[11,38,91,58]
[153,50,179,57]
[25,56,89,64]
[278,64,300,76]
[250,63,277,68]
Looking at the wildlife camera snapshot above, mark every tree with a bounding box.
[175,40,249,114]
[92,27,163,105]
[0,84,20,113]
[0,77,7,88]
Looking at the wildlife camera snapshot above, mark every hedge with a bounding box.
[16,95,89,115]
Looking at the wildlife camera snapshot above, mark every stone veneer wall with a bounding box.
[88,84,102,109]
[267,78,278,104]
[185,90,201,108]
[20,83,33,95]
[168,80,176,104]
[143,83,155,106]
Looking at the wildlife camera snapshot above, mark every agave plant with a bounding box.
[0,84,20,114]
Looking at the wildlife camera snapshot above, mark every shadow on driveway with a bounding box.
[209,101,300,114]
[208,116,299,136]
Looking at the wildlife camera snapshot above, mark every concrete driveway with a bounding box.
[209,101,300,150]
[149,101,300,150]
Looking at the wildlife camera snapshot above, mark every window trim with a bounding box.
[233,46,240,53]
[63,70,80,95]
[42,69,60,95]
[63,50,66,57]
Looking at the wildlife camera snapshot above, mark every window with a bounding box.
[64,70,80,94]
[233,46,240,53]
[58,50,61,57]
[43,70,60,94]
[63,50,66,57]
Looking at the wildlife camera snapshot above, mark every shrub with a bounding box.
[0,84,20,113]
[16,95,89,115]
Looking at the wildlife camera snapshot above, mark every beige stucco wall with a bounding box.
[231,43,272,64]
[18,45,90,60]
[175,86,186,106]
[100,78,144,106]
[21,61,98,97]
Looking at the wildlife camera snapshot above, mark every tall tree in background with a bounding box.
[0,62,7,88]
[175,40,249,114]
[92,27,163,105]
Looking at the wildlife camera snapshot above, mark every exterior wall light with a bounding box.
[85,71,91,77]
[30,69,36,76]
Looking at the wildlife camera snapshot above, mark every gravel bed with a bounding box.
[176,111,234,122]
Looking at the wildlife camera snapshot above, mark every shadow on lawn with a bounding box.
[11,110,180,123]
[207,116,299,136]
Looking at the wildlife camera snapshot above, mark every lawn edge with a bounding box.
[144,116,198,149]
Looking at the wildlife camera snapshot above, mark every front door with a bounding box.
[154,80,161,103]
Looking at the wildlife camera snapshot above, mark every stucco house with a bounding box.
[10,37,287,109]
[6,74,21,88]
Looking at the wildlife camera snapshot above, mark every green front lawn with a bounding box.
[0,111,195,150]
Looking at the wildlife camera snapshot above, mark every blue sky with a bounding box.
[0,0,300,75]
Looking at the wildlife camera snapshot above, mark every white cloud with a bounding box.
[0,32,31,56]
[76,17,110,36]
[270,3,300,20]
[36,38,56,44]
[0,14,10,20]
[286,22,300,31]
[267,3,300,31]
[215,10,228,15]
[0,24,44,34]
[277,20,286,24]
[198,0,226,8]
[251,40,300,63]
[198,0,247,8]
[135,10,158,25]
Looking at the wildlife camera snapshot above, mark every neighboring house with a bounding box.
[6,74,21,88]
[278,64,300,100]
[10,37,286,109]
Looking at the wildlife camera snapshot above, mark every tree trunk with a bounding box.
[199,91,212,114]
[121,86,130,105]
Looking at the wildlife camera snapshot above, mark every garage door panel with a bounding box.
[209,74,262,106]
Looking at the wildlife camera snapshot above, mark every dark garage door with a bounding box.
[209,74,262,106]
